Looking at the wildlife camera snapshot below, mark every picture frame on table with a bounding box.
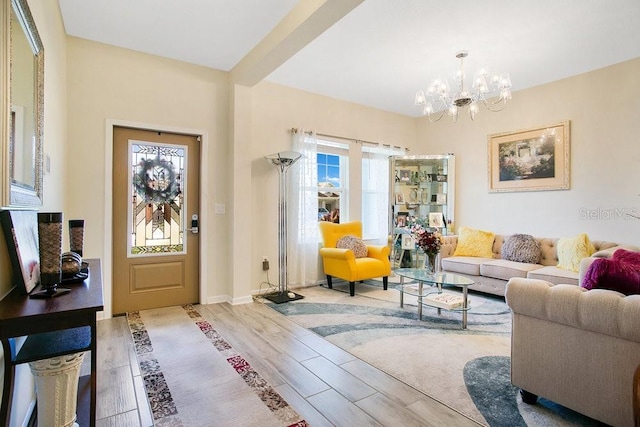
[395,192,405,204]
[488,120,570,192]
[0,210,40,294]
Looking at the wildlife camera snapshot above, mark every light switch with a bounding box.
[214,203,225,214]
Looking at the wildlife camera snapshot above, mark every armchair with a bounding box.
[319,221,391,296]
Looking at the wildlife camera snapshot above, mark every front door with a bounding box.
[112,126,200,315]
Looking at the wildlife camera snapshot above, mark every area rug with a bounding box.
[127,305,309,427]
[268,280,604,427]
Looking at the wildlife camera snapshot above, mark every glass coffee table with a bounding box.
[394,268,474,329]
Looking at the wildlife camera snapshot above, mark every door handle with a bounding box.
[187,214,199,234]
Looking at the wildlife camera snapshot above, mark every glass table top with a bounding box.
[394,268,475,287]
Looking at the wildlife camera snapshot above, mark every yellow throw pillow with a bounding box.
[557,233,596,272]
[453,227,496,258]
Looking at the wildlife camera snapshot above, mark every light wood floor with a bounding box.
[94,298,482,426]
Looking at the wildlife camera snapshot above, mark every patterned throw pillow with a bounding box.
[557,233,595,272]
[452,226,495,258]
[336,235,368,258]
[501,234,541,264]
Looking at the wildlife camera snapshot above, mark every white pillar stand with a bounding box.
[28,352,86,427]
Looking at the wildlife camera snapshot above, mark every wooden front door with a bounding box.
[112,126,200,315]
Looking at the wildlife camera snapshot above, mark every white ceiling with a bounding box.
[58,0,640,118]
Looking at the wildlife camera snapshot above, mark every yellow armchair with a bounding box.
[319,221,391,296]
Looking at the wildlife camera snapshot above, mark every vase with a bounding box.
[425,253,438,273]
[32,212,71,298]
[68,219,85,257]
[37,212,63,288]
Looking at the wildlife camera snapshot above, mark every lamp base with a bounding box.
[264,291,304,304]
[30,285,72,299]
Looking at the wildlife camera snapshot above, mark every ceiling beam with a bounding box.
[230,0,364,87]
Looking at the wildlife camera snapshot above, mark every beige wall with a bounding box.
[0,0,68,297]
[2,5,638,312]
[0,1,69,424]
[415,58,640,244]
[249,81,416,287]
[64,37,418,308]
[65,37,231,313]
[29,38,640,313]
[1,4,638,422]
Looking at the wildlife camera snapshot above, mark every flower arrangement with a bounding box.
[415,228,442,256]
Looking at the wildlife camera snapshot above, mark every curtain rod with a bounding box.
[289,128,407,151]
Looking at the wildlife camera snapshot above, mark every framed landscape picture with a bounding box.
[488,121,570,192]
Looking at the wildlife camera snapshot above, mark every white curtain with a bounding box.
[287,130,319,286]
[362,148,391,243]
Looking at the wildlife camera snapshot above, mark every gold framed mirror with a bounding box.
[1,0,44,208]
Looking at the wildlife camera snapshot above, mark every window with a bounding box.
[297,134,403,243]
[317,140,348,224]
[362,148,390,240]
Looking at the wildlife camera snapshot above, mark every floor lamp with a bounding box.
[264,151,305,304]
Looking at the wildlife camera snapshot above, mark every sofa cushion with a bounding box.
[336,235,368,258]
[526,265,579,285]
[480,259,544,281]
[501,234,541,264]
[556,233,595,272]
[452,227,495,258]
[582,252,640,295]
[441,256,490,276]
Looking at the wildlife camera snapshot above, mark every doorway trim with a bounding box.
[104,119,209,318]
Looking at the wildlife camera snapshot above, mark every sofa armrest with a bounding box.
[505,277,640,342]
[440,235,457,259]
[578,256,596,286]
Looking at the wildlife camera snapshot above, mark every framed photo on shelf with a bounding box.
[428,212,444,228]
[436,193,447,204]
[401,234,415,250]
[488,120,570,192]
[395,192,405,204]
[396,211,408,227]
[399,170,411,182]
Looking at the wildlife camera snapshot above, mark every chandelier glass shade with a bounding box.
[415,51,512,122]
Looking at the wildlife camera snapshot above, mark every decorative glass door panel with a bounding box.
[128,141,187,256]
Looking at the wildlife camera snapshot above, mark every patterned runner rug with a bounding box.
[267,281,604,427]
[127,305,308,427]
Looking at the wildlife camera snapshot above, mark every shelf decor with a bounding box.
[488,121,570,193]
[69,219,85,257]
[32,212,71,298]
[390,154,455,238]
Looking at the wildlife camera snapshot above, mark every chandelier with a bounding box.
[414,51,512,122]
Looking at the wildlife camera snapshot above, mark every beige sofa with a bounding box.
[439,235,618,296]
[505,278,640,427]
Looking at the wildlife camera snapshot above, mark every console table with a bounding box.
[0,258,103,426]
